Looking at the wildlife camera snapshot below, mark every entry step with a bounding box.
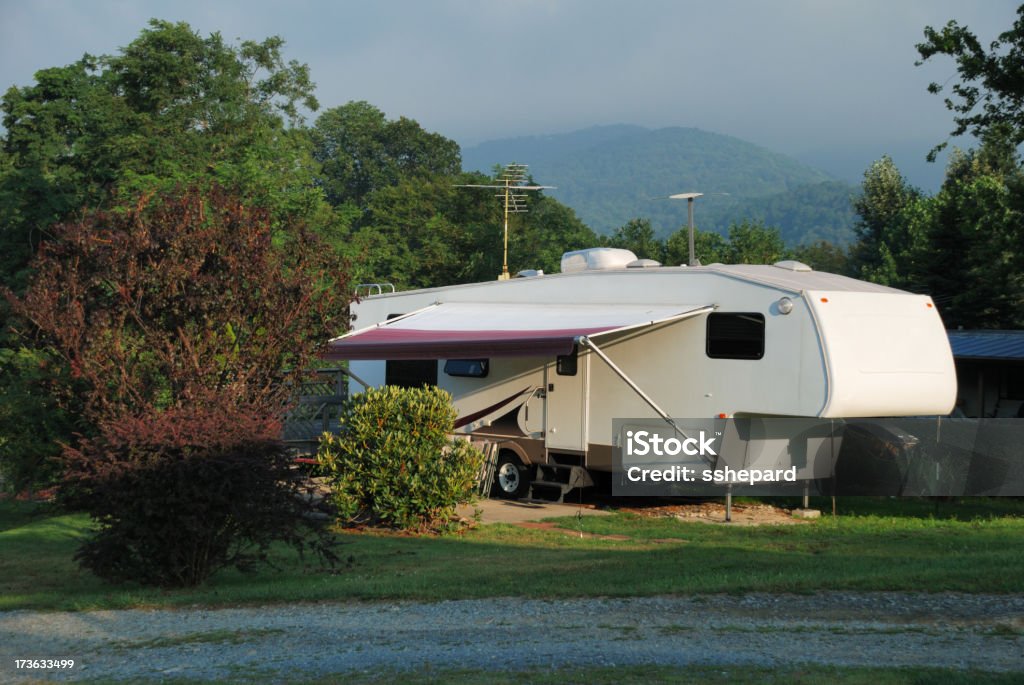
[526,463,595,503]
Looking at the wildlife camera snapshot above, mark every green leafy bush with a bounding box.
[317,385,484,530]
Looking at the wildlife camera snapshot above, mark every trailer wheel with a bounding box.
[492,451,531,499]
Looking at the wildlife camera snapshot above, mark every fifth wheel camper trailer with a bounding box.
[325,248,957,500]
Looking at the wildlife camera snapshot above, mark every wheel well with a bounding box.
[498,443,532,466]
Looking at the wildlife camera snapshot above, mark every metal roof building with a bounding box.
[948,330,1024,361]
[946,330,1024,418]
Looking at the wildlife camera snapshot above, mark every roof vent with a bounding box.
[561,247,638,273]
[515,269,544,278]
[626,258,662,269]
[773,260,812,272]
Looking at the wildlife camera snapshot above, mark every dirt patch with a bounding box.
[514,521,631,540]
[618,501,813,526]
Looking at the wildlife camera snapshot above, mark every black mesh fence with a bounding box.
[612,418,1024,497]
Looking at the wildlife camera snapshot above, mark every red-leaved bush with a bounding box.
[63,403,335,586]
[9,186,349,419]
[6,186,350,585]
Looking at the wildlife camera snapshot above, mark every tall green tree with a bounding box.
[789,240,851,275]
[724,220,787,264]
[606,218,664,261]
[665,226,729,266]
[849,144,1023,327]
[0,19,326,288]
[350,170,598,289]
[920,138,1024,328]
[849,156,926,288]
[311,101,461,213]
[0,20,334,494]
[917,4,1024,159]
[663,221,786,266]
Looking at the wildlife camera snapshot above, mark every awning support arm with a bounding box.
[577,335,689,441]
[340,366,370,390]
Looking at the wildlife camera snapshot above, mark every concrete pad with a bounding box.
[457,499,611,524]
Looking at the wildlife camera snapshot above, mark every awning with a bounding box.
[325,302,713,360]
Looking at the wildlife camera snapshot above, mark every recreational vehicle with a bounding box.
[325,248,957,500]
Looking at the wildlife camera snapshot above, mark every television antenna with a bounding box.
[457,163,554,280]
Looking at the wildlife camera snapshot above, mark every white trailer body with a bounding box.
[326,259,956,490]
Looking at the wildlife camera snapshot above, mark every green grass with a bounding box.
[1,497,1023,612]
[115,664,1024,685]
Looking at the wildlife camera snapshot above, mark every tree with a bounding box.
[512,195,599,275]
[724,220,787,264]
[6,185,350,584]
[917,5,1024,159]
[311,101,461,212]
[665,226,728,265]
[0,20,332,494]
[606,218,664,261]
[849,157,927,288]
[848,141,1023,328]
[346,171,501,289]
[346,166,598,289]
[9,185,348,419]
[790,240,851,275]
[0,346,80,497]
[919,139,1024,328]
[0,19,326,288]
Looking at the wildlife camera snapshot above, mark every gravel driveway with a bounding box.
[2,593,1023,682]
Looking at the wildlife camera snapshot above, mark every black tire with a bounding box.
[492,451,532,499]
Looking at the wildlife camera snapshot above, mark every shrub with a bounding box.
[0,346,80,497]
[317,385,485,531]
[6,185,350,422]
[62,403,336,587]
[6,186,351,585]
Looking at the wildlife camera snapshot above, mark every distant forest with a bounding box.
[462,125,858,245]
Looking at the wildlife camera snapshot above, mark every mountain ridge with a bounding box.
[461,125,857,244]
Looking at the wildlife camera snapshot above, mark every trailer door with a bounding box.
[544,349,588,453]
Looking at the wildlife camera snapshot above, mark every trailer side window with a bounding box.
[706,313,765,360]
[384,313,438,387]
[444,359,489,378]
[385,360,438,388]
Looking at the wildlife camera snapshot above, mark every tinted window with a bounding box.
[385,360,438,388]
[384,313,438,387]
[444,359,489,378]
[706,313,765,360]
[557,346,578,376]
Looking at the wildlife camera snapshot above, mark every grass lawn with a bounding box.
[1,497,1023,611]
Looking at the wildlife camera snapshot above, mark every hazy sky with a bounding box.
[1,1,1019,189]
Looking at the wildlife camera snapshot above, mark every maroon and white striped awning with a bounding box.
[325,302,712,360]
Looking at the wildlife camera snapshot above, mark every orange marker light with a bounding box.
[717,413,728,419]
[927,303,934,308]
[820,297,829,303]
